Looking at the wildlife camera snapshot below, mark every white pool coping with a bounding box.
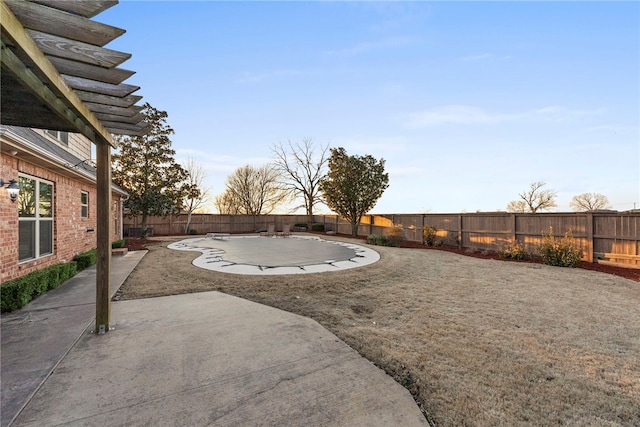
[168,234,380,275]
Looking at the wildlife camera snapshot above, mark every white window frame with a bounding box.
[81,191,89,218]
[18,174,54,263]
[45,129,69,145]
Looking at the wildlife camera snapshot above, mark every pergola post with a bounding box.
[2,0,146,335]
[95,141,112,334]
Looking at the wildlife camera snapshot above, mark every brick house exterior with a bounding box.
[1,126,126,283]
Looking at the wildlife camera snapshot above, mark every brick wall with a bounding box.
[1,153,122,283]
[0,154,19,282]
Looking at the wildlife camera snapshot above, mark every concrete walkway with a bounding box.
[1,250,428,427]
[1,251,147,427]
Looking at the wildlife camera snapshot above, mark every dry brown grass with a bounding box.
[117,235,640,426]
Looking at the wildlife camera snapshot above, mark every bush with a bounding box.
[311,223,325,232]
[111,239,126,249]
[423,226,438,246]
[388,225,406,247]
[73,248,97,271]
[189,229,198,235]
[538,227,583,267]
[367,234,393,246]
[1,262,77,313]
[367,231,405,247]
[367,226,406,247]
[499,241,529,260]
[293,223,307,231]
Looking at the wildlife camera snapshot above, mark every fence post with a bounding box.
[511,214,517,243]
[458,214,463,249]
[586,213,594,263]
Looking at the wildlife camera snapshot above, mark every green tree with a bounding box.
[112,103,188,236]
[320,147,389,236]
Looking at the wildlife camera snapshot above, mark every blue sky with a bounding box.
[101,1,639,213]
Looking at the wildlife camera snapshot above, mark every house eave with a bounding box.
[1,126,128,196]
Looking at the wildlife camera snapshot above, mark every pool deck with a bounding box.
[1,242,428,427]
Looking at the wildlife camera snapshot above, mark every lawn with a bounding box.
[117,235,640,426]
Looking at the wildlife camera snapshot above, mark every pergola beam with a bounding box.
[1,1,114,147]
[1,41,96,140]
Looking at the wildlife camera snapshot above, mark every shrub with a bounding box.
[538,227,583,267]
[388,225,406,247]
[294,222,308,228]
[311,223,325,232]
[73,248,97,271]
[1,262,78,313]
[423,225,438,246]
[111,239,126,249]
[499,241,529,260]
[367,234,393,246]
[56,262,77,287]
[189,229,198,235]
[366,233,402,247]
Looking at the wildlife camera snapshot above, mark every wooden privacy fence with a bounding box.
[124,212,639,265]
[313,212,639,266]
[124,214,314,237]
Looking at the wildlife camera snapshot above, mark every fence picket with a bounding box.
[123,212,639,265]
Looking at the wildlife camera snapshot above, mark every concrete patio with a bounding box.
[1,248,427,427]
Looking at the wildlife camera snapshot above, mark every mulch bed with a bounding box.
[124,235,640,282]
[400,240,640,282]
[124,238,151,251]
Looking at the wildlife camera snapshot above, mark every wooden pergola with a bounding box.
[1,0,147,334]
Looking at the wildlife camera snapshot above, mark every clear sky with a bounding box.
[101,1,639,214]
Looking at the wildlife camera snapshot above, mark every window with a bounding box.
[18,175,54,262]
[81,191,89,218]
[45,130,68,145]
[113,200,119,238]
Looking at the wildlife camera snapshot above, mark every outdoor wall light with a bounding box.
[0,179,20,203]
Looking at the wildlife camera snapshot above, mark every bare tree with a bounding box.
[272,138,329,215]
[181,157,210,233]
[214,190,241,214]
[507,181,557,213]
[506,200,527,213]
[570,192,611,211]
[218,164,289,215]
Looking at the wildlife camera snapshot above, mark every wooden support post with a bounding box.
[458,214,463,249]
[586,213,594,263]
[95,141,112,334]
